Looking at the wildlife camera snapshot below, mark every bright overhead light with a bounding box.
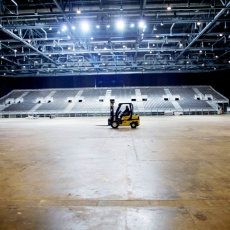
[67,35,71,39]
[156,35,159,38]
[161,22,164,26]
[57,30,60,34]
[116,19,125,30]
[130,23,134,28]
[219,33,223,37]
[77,7,81,14]
[106,25,110,28]
[199,50,202,53]
[167,4,171,10]
[27,39,31,43]
[72,26,75,30]
[215,55,218,58]
[138,20,146,28]
[197,21,201,26]
[96,25,100,29]
[49,27,52,31]
[90,37,94,40]
[81,21,90,32]
[153,24,157,31]
[61,25,67,32]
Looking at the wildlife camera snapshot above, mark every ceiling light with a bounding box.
[153,24,157,31]
[152,44,155,46]
[179,68,181,70]
[61,25,67,32]
[219,33,223,37]
[106,25,110,28]
[98,52,101,55]
[96,25,100,29]
[67,35,71,39]
[77,7,81,14]
[130,23,134,28]
[160,22,164,26]
[138,20,146,28]
[49,27,52,31]
[68,47,71,50]
[150,51,152,54]
[49,54,52,56]
[57,30,60,34]
[120,4,123,11]
[123,45,126,48]
[28,39,31,43]
[215,55,218,58]
[116,19,125,30]
[71,26,75,30]
[14,27,17,32]
[167,4,171,10]
[81,21,90,32]
[156,35,159,38]
[1,55,4,59]
[199,50,202,53]
[91,37,94,40]
[197,21,201,26]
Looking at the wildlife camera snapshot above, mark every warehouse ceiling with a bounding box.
[0,0,230,77]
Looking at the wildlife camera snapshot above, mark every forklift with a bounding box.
[108,100,140,128]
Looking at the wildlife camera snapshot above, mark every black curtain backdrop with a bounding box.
[1,70,229,100]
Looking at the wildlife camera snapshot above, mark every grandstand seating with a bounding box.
[0,86,228,117]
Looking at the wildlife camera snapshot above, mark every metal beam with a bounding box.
[175,2,230,60]
[0,24,57,65]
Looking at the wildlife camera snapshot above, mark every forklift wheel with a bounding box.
[111,121,119,128]
[131,122,137,128]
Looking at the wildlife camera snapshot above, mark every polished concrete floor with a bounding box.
[0,115,230,230]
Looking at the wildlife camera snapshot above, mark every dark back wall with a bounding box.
[0,70,229,100]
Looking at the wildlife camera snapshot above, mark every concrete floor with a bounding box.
[0,115,230,230]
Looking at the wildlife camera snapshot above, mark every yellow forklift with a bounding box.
[108,100,140,128]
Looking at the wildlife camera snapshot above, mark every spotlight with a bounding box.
[138,20,146,28]
[90,37,94,40]
[130,23,134,28]
[96,25,100,29]
[161,22,164,26]
[71,26,75,30]
[49,27,52,30]
[77,7,81,14]
[197,21,201,26]
[116,19,125,30]
[167,4,171,10]
[106,25,110,28]
[61,25,67,32]
[199,50,202,53]
[81,21,90,32]
[156,35,159,38]
[219,33,223,37]
[153,24,157,31]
